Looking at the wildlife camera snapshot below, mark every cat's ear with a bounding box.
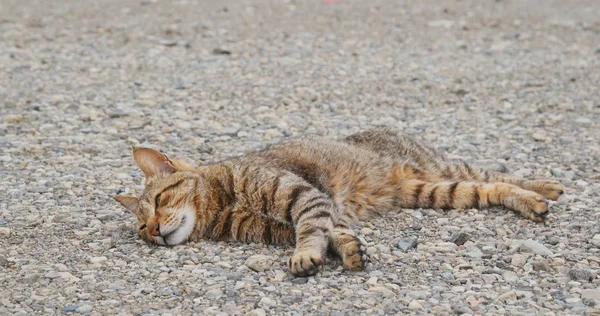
[114,195,139,213]
[132,147,175,177]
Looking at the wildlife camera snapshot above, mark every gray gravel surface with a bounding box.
[1,0,600,315]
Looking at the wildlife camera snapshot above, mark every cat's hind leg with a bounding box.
[398,180,551,222]
[440,160,565,201]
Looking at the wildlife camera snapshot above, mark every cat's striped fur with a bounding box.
[115,128,565,276]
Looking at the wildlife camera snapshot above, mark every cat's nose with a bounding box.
[149,223,160,236]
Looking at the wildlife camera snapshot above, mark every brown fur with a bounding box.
[115,128,565,276]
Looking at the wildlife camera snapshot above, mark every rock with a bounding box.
[244,255,275,272]
[89,256,108,264]
[0,227,10,237]
[259,297,277,307]
[248,309,267,316]
[63,305,78,313]
[568,269,595,282]
[0,255,9,267]
[532,260,552,272]
[498,291,517,300]
[291,277,308,285]
[368,286,394,297]
[428,20,454,28]
[408,300,423,309]
[532,133,546,141]
[503,271,518,283]
[581,289,600,301]
[4,114,24,123]
[205,289,223,299]
[450,231,470,246]
[511,254,527,267]
[591,235,600,247]
[519,239,553,256]
[396,236,418,252]
[360,227,374,235]
[76,305,93,313]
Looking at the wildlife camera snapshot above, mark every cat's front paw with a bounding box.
[288,249,324,277]
[525,180,565,201]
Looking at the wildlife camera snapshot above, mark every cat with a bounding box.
[115,128,565,277]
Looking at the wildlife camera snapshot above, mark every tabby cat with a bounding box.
[115,128,565,276]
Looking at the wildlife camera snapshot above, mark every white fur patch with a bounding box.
[153,206,196,246]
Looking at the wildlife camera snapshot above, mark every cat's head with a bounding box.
[115,148,199,246]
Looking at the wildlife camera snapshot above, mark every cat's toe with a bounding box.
[526,180,565,201]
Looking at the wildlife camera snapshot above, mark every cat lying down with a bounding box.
[115,128,565,276]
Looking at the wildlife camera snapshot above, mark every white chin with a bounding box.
[153,207,196,246]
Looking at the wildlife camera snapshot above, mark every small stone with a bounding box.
[248,309,267,316]
[360,227,374,235]
[264,129,283,140]
[396,236,418,252]
[76,305,93,313]
[519,239,553,256]
[259,297,277,307]
[4,114,24,123]
[591,235,600,247]
[511,254,527,267]
[503,271,518,283]
[217,127,239,136]
[89,256,108,264]
[0,255,9,267]
[63,305,78,313]
[498,291,517,300]
[532,133,546,141]
[291,277,309,285]
[568,269,595,282]
[244,255,275,272]
[532,260,552,272]
[206,289,223,299]
[547,236,560,245]
[581,289,600,301]
[0,227,10,237]
[450,231,470,246]
[408,300,423,309]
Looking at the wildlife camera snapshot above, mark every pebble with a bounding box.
[581,289,600,301]
[519,239,553,256]
[511,254,527,267]
[591,235,600,247]
[63,305,78,313]
[498,291,517,300]
[259,297,277,307]
[396,236,418,252]
[408,300,423,309]
[244,255,275,272]
[89,256,108,264]
[4,114,24,123]
[248,309,267,316]
[76,305,93,313]
[568,269,595,282]
[0,228,10,237]
[449,232,470,246]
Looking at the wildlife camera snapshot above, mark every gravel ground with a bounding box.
[1,0,600,315]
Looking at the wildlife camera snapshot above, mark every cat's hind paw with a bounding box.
[525,180,565,201]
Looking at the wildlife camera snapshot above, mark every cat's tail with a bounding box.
[397,180,550,222]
